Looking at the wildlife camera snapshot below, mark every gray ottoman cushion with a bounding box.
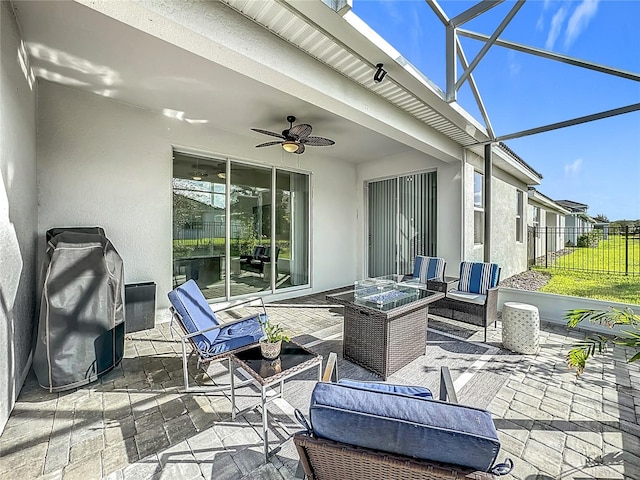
[309,382,501,472]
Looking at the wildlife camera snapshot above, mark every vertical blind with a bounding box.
[368,172,437,277]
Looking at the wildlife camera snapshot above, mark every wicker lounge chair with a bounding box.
[167,279,265,393]
[293,355,512,479]
[430,262,501,342]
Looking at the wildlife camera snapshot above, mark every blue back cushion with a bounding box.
[413,256,445,282]
[168,279,220,347]
[338,379,432,398]
[458,262,500,295]
[310,382,500,472]
[309,382,500,471]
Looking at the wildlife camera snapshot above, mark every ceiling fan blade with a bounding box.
[300,136,335,146]
[288,123,312,140]
[251,128,285,139]
[293,143,306,155]
[255,141,283,148]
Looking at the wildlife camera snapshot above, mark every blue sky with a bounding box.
[353,0,640,220]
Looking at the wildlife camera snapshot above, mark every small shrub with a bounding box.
[576,231,601,248]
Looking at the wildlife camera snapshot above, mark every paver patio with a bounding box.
[0,290,638,480]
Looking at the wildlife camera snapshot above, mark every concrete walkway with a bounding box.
[0,293,638,480]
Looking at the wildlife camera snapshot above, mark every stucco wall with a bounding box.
[0,2,38,434]
[464,152,528,280]
[37,82,357,309]
[355,150,462,279]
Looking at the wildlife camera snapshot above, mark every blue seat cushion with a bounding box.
[338,379,432,398]
[202,317,263,357]
[309,382,500,472]
[458,262,499,295]
[168,280,263,356]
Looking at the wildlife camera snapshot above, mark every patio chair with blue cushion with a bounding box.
[293,354,513,479]
[167,279,265,393]
[406,255,446,283]
[430,261,501,342]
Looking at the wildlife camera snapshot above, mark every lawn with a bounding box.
[552,234,640,275]
[535,269,640,305]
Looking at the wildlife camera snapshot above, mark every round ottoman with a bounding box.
[502,302,540,354]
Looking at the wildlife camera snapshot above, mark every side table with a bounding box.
[502,302,540,354]
[230,342,323,460]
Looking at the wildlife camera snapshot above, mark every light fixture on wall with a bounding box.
[373,63,387,83]
[217,172,226,179]
[282,141,299,153]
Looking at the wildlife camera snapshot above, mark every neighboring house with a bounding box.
[1,0,543,432]
[555,200,597,246]
[528,188,571,256]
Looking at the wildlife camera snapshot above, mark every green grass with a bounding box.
[535,269,640,305]
[554,235,640,274]
[534,234,640,304]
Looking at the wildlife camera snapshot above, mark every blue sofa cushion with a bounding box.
[458,262,499,295]
[413,256,446,283]
[309,382,500,472]
[338,379,433,398]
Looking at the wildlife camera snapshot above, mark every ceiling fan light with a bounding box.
[282,141,299,153]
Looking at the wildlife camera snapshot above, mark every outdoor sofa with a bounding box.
[293,355,513,479]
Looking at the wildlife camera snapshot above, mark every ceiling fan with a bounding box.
[251,115,335,154]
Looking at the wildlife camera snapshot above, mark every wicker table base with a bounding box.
[330,288,444,380]
[343,304,429,379]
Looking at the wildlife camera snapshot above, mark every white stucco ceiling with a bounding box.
[11,0,413,163]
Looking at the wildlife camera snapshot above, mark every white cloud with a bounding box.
[545,7,567,50]
[564,158,583,177]
[564,0,599,48]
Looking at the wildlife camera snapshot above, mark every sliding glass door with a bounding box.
[367,172,437,277]
[172,151,310,300]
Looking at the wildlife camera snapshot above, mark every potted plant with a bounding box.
[566,307,640,376]
[259,314,290,359]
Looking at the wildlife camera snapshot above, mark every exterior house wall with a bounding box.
[464,153,528,280]
[355,151,462,279]
[37,81,358,310]
[0,2,38,434]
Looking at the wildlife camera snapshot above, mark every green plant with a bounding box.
[565,308,640,375]
[259,315,290,343]
[576,231,602,248]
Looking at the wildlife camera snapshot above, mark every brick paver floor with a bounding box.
[0,294,638,479]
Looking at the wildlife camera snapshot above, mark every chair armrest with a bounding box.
[485,287,499,323]
[211,296,266,315]
[439,366,458,403]
[322,352,338,382]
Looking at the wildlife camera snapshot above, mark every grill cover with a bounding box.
[33,229,125,392]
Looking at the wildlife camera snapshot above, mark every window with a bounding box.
[532,206,541,238]
[516,190,524,242]
[172,151,310,300]
[473,171,484,244]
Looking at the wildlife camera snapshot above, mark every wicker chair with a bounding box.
[167,279,265,393]
[293,355,511,480]
[430,262,501,342]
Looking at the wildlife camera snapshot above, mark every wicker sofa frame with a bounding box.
[294,433,494,480]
